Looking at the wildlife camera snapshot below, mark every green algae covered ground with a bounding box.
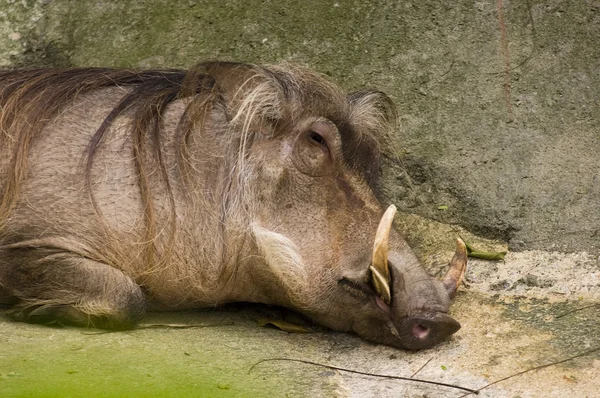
[1,310,342,397]
[2,283,599,397]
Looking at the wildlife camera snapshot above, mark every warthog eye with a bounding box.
[309,131,327,147]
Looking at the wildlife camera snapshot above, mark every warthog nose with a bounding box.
[412,323,430,340]
[399,313,461,350]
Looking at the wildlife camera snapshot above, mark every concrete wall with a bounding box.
[1,0,598,253]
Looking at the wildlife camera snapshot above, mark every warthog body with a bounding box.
[0,62,466,349]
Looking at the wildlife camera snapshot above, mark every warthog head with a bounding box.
[227,63,468,349]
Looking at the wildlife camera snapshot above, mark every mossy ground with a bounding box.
[2,286,599,397]
[1,309,340,397]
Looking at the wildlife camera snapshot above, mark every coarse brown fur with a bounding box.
[0,62,391,269]
[0,61,459,349]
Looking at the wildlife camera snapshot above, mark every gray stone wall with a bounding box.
[2,0,599,253]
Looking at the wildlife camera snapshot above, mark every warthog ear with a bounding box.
[347,90,396,129]
[343,90,397,185]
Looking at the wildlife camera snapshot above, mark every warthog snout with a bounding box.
[364,205,468,349]
[397,313,461,350]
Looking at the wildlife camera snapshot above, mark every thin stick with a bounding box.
[137,322,235,329]
[81,322,234,334]
[411,357,433,378]
[555,304,600,319]
[249,358,478,394]
[458,346,600,397]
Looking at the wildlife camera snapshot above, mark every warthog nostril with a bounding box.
[412,323,430,340]
[399,314,460,349]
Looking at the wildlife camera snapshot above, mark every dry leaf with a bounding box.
[257,318,312,333]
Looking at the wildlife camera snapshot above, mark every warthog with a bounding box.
[0,62,467,349]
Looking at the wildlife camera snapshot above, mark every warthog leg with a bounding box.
[0,244,145,329]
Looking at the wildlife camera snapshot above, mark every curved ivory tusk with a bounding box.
[370,266,391,305]
[370,204,397,304]
[442,238,468,299]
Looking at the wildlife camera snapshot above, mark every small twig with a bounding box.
[438,58,456,80]
[555,304,600,319]
[137,322,235,329]
[458,346,600,397]
[249,358,478,394]
[411,357,433,378]
[81,322,234,335]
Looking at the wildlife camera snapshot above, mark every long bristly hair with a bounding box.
[0,62,396,296]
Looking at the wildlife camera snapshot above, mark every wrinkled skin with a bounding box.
[0,62,466,350]
[249,117,463,349]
